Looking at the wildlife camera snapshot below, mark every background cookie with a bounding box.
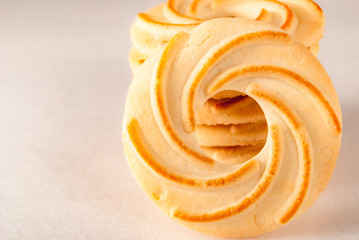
[129,0,324,72]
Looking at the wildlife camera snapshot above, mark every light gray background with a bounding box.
[1,0,358,239]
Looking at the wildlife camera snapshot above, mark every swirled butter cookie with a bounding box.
[123,18,341,237]
[129,0,324,72]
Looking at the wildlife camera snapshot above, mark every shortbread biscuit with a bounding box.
[123,18,342,237]
[201,143,265,164]
[196,121,268,146]
[196,95,266,125]
[129,0,324,72]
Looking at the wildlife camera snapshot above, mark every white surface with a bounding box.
[0,0,358,239]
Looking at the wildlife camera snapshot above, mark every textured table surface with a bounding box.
[1,0,359,239]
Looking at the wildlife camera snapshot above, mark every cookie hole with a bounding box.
[195,90,267,165]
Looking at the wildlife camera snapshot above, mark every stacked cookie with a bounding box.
[124,0,341,238]
[129,0,324,73]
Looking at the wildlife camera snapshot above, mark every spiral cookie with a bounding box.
[123,18,341,237]
[129,0,324,72]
